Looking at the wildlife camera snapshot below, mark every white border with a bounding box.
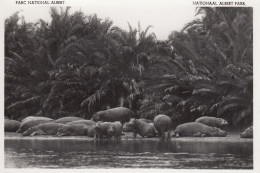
[0,0,259,173]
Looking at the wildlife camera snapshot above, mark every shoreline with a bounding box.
[5,132,253,143]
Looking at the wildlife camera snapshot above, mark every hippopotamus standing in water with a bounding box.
[195,116,228,129]
[93,122,112,140]
[123,118,153,132]
[107,121,123,139]
[53,116,85,124]
[240,126,253,138]
[22,122,63,136]
[5,119,21,132]
[154,114,172,139]
[92,107,135,124]
[86,125,95,137]
[56,124,89,136]
[174,122,227,137]
[17,119,53,133]
[126,119,157,138]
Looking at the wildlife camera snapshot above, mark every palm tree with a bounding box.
[138,7,253,128]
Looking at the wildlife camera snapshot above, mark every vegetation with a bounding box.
[5,7,252,129]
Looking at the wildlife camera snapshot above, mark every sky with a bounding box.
[2,0,198,40]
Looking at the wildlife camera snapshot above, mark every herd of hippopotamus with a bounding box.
[4,107,253,139]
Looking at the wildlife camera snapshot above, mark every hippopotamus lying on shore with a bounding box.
[22,122,63,136]
[21,116,53,123]
[66,120,96,126]
[126,119,157,138]
[56,124,89,136]
[195,116,228,129]
[240,126,253,138]
[92,107,135,124]
[154,114,172,139]
[17,119,53,133]
[123,118,153,132]
[93,122,112,139]
[53,116,85,124]
[107,121,123,139]
[174,122,227,137]
[5,119,21,132]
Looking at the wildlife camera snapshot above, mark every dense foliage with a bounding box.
[5,7,252,129]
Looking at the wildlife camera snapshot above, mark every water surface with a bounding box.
[5,136,253,169]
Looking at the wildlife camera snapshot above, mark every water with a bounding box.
[5,137,253,169]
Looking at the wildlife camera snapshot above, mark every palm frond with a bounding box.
[192,88,218,96]
[7,96,41,112]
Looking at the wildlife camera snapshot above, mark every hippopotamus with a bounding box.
[92,107,135,124]
[22,122,63,136]
[56,124,89,136]
[66,120,96,126]
[21,116,53,123]
[87,125,95,137]
[174,122,227,137]
[138,118,153,123]
[5,119,21,132]
[126,119,157,138]
[17,119,53,133]
[107,121,123,139]
[195,116,228,129]
[240,126,253,138]
[154,114,173,139]
[53,116,85,124]
[123,118,153,132]
[93,122,112,139]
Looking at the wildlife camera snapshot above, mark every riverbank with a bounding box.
[5,132,253,143]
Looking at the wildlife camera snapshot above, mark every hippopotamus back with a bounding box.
[21,116,53,123]
[92,107,135,124]
[53,116,85,124]
[240,126,253,138]
[5,119,21,132]
[139,118,153,123]
[66,119,96,126]
[154,114,172,139]
[23,122,63,136]
[17,119,53,133]
[57,124,89,136]
[175,122,227,137]
[195,116,228,129]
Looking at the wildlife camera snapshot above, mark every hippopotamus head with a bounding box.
[123,122,134,132]
[22,127,35,136]
[125,119,137,128]
[240,126,253,138]
[107,124,116,137]
[56,125,69,136]
[93,124,102,135]
[240,131,248,138]
[218,118,228,126]
[92,112,101,122]
[87,125,95,137]
[212,127,227,137]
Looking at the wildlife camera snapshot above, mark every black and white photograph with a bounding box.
[1,0,259,170]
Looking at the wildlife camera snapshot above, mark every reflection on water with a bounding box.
[5,139,253,169]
